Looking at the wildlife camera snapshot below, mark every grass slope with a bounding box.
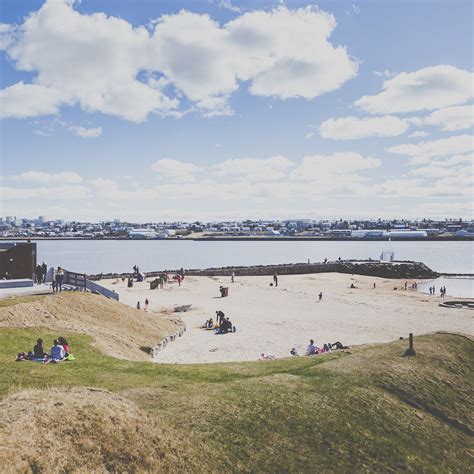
[1,327,472,472]
[0,293,182,361]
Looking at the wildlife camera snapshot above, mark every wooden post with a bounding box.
[404,333,416,356]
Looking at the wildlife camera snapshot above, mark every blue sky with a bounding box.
[1,0,473,222]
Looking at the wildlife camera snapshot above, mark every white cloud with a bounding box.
[3,0,178,122]
[387,134,473,162]
[228,7,358,100]
[320,115,408,140]
[409,166,458,178]
[4,152,472,220]
[291,152,380,181]
[1,184,89,200]
[211,155,294,181]
[408,131,430,138]
[218,0,241,13]
[0,23,17,50]
[345,4,360,16]
[373,69,391,78]
[355,65,473,114]
[424,153,473,168]
[1,1,357,121]
[422,105,474,131]
[151,158,201,182]
[8,171,83,184]
[68,125,102,138]
[0,82,64,118]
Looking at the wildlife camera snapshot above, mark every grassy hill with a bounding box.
[0,294,472,472]
[0,292,182,361]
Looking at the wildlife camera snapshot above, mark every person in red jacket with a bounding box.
[58,336,70,356]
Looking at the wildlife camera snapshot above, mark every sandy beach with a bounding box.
[102,273,473,364]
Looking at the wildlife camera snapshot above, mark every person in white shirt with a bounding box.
[306,339,318,355]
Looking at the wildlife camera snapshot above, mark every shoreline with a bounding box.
[4,236,474,242]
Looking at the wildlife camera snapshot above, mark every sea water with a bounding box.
[32,239,474,275]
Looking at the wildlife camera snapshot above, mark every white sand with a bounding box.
[102,274,473,364]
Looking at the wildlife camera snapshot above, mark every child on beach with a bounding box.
[306,339,318,355]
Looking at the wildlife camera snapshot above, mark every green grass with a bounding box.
[0,295,46,308]
[1,328,472,472]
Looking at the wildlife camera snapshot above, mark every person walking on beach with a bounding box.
[273,274,278,287]
[136,301,141,310]
[145,298,149,310]
[231,271,235,283]
[318,292,323,302]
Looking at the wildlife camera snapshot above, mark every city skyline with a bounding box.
[1,0,473,221]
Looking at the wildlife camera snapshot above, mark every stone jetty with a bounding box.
[89,260,438,281]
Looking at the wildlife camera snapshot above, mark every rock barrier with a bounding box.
[89,260,438,281]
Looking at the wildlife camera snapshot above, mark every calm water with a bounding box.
[417,277,474,299]
[33,240,474,275]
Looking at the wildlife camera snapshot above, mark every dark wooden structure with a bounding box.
[0,242,37,279]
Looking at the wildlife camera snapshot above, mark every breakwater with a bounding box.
[89,260,438,280]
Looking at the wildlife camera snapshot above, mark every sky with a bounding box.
[0,0,473,222]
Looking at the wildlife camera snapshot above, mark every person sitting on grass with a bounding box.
[58,336,70,356]
[306,339,319,355]
[50,339,66,362]
[33,338,48,359]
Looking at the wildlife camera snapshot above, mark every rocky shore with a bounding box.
[89,260,438,281]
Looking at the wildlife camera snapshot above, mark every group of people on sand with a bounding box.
[201,310,236,334]
[429,285,447,297]
[16,337,74,364]
[291,339,349,357]
[404,281,418,291]
[261,339,348,360]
